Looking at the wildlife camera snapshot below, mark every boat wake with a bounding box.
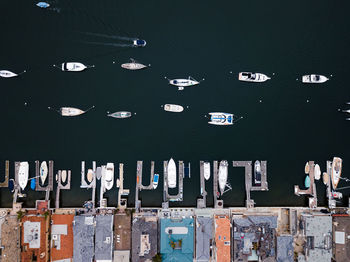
[81,41,134,48]
[79,32,135,41]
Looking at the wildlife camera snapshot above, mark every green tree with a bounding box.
[17,210,24,220]
[152,253,162,262]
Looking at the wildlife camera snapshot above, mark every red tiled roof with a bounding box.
[215,215,231,262]
[51,214,74,261]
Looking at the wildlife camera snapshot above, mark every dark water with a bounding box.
[0,0,349,208]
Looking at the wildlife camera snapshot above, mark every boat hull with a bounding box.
[40,161,48,185]
[238,72,270,82]
[61,170,67,183]
[331,157,342,189]
[164,104,184,113]
[62,62,87,72]
[105,163,114,190]
[0,70,18,78]
[18,162,29,191]
[108,111,132,118]
[60,107,85,116]
[121,63,147,70]
[169,79,199,87]
[203,162,210,180]
[302,74,329,83]
[153,174,159,189]
[314,164,321,180]
[87,169,93,183]
[254,160,261,185]
[208,112,234,125]
[167,158,177,189]
[218,160,228,195]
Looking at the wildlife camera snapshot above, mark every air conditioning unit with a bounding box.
[52,234,58,240]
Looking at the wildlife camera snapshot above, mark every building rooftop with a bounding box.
[214,215,231,262]
[160,217,194,262]
[132,213,158,262]
[95,214,114,261]
[195,216,213,262]
[114,213,131,250]
[1,215,20,261]
[333,215,350,262]
[276,235,294,262]
[73,215,95,262]
[114,250,130,262]
[50,214,74,261]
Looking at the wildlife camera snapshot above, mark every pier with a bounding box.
[233,161,254,208]
[80,161,97,209]
[55,169,71,209]
[135,161,143,212]
[13,162,20,204]
[0,160,9,187]
[213,161,223,208]
[197,161,207,208]
[162,160,184,203]
[117,163,129,209]
[35,160,54,200]
[139,161,155,190]
[326,161,336,208]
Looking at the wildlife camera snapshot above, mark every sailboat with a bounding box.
[314,164,321,180]
[166,76,201,90]
[107,111,132,118]
[0,70,18,78]
[331,157,342,189]
[40,161,48,185]
[18,162,29,191]
[218,160,228,195]
[121,58,148,70]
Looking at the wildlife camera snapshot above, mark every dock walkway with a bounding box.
[0,160,9,187]
[197,161,207,208]
[55,170,71,209]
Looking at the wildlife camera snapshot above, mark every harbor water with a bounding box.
[0,0,349,208]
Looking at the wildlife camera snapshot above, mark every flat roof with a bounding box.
[95,214,114,261]
[114,213,131,250]
[114,250,130,262]
[196,217,213,261]
[276,235,294,262]
[1,215,20,261]
[160,218,194,262]
[51,214,74,261]
[131,214,158,262]
[73,215,95,262]
[333,216,350,262]
[215,215,231,262]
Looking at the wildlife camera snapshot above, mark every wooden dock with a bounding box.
[135,161,142,212]
[233,161,254,208]
[197,161,207,208]
[117,163,129,209]
[55,169,71,209]
[0,160,9,187]
[139,161,155,190]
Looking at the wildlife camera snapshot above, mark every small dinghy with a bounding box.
[304,175,311,189]
[61,62,88,72]
[133,39,147,47]
[30,178,36,190]
[314,164,321,180]
[304,162,310,174]
[323,172,329,185]
[36,2,50,8]
[61,170,67,183]
[302,74,329,83]
[166,76,201,90]
[107,111,132,118]
[0,70,18,78]
[87,169,94,183]
[121,58,148,70]
[40,161,48,185]
[164,104,184,113]
[238,72,271,82]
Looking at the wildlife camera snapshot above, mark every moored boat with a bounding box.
[218,160,228,195]
[61,170,67,183]
[203,162,210,180]
[167,158,177,189]
[332,191,343,199]
[254,160,261,185]
[164,104,184,113]
[36,2,50,8]
[304,162,310,174]
[153,173,159,189]
[105,163,114,190]
[238,72,271,82]
[314,164,321,180]
[18,162,29,191]
[61,62,87,72]
[60,107,88,116]
[30,178,36,190]
[40,161,48,185]
[166,76,201,90]
[87,169,93,183]
[304,175,311,188]
[331,157,342,190]
[302,74,329,83]
[107,111,132,118]
[121,59,148,70]
[208,112,234,125]
[0,70,18,78]
[323,172,329,185]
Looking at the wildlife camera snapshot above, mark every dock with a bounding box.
[162,160,184,203]
[139,161,155,190]
[233,161,254,208]
[35,160,54,200]
[197,161,207,208]
[213,161,223,208]
[135,161,142,212]
[13,162,20,204]
[117,163,129,209]
[250,161,268,191]
[0,160,9,187]
[55,169,71,209]
[326,161,336,208]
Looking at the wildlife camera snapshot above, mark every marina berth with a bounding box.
[167,158,177,189]
[18,162,29,191]
[164,104,184,113]
[302,74,329,83]
[218,160,228,195]
[238,72,271,82]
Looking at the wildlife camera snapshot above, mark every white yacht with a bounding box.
[218,160,228,195]
[18,162,29,191]
[0,70,18,78]
[208,112,234,125]
[105,163,114,190]
[302,74,329,83]
[121,59,148,70]
[39,161,48,185]
[61,170,67,183]
[203,162,210,180]
[167,76,200,90]
[238,72,271,82]
[60,107,86,116]
[331,157,342,190]
[61,62,87,72]
[164,104,184,113]
[314,164,321,180]
[167,158,177,189]
[254,160,261,185]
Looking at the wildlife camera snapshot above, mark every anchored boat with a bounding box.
[18,162,29,191]
[40,161,48,185]
[302,74,329,83]
[107,111,132,118]
[36,2,50,8]
[238,72,271,82]
[331,157,342,190]
[166,76,201,90]
[133,39,147,47]
[153,173,159,189]
[218,160,228,195]
[61,62,88,72]
[203,162,210,180]
[121,59,148,70]
[208,112,234,125]
[105,163,114,190]
[164,104,184,113]
[254,160,262,186]
[58,106,95,116]
[0,70,18,78]
[167,158,177,189]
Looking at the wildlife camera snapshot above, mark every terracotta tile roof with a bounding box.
[51,214,74,261]
[215,215,231,262]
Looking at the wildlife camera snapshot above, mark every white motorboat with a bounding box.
[167,76,200,90]
[254,160,261,185]
[133,39,147,47]
[164,104,184,113]
[61,62,87,72]
[218,160,228,195]
[18,162,29,191]
[331,157,342,190]
[87,169,93,183]
[153,173,159,189]
[107,111,132,118]
[167,158,177,189]
[61,170,67,183]
[105,163,114,190]
[238,72,271,82]
[208,112,234,125]
[314,164,321,180]
[39,161,48,185]
[302,74,329,83]
[59,107,91,116]
[121,59,148,70]
[203,162,210,180]
[0,70,18,78]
